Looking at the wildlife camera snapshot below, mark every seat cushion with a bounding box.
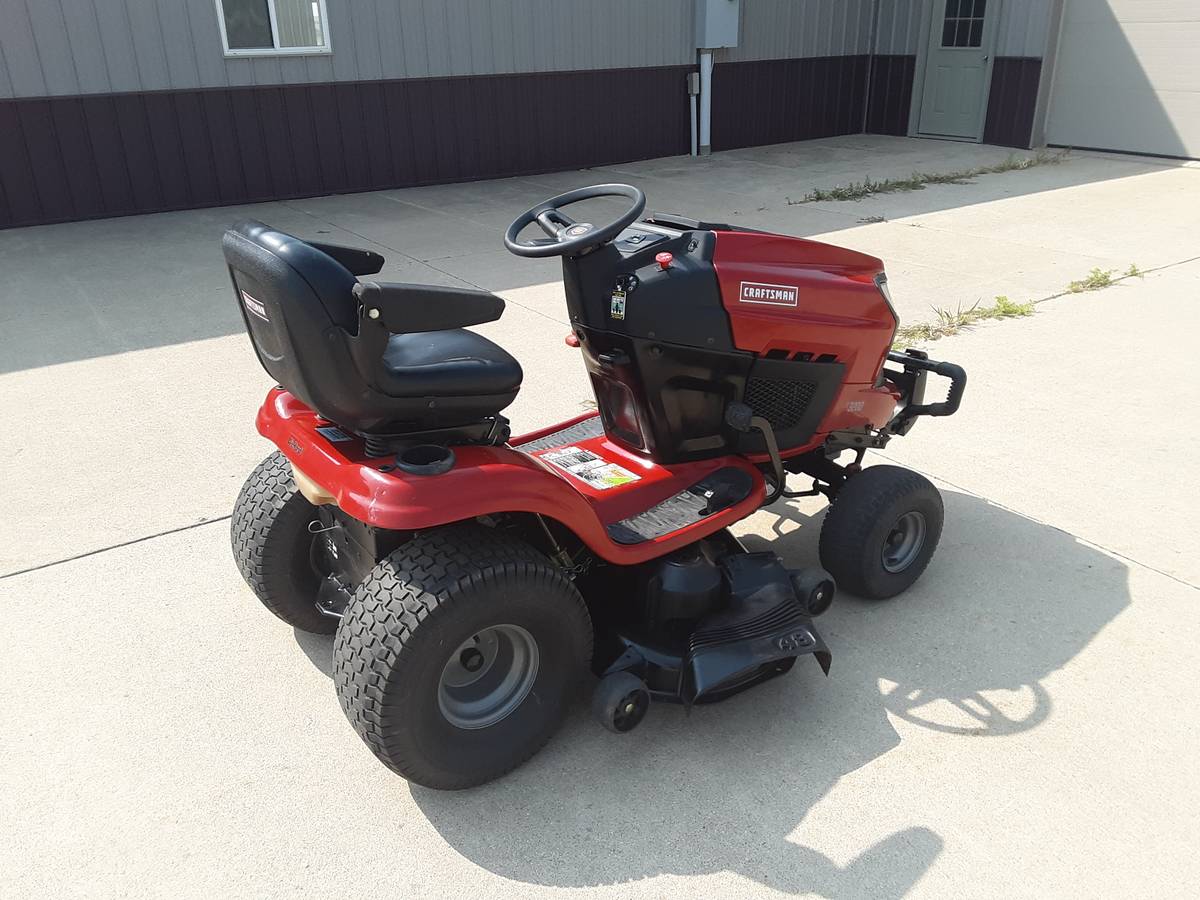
[376,329,523,399]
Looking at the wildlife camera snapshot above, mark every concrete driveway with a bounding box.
[2,135,1198,898]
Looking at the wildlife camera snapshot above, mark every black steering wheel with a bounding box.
[504,184,646,258]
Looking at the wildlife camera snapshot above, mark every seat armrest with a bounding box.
[354,281,505,333]
[307,240,385,276]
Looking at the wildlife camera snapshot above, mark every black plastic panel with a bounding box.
[736,357,846,454]
[562,230,735,351]
[513,415,605,454]
[607,467,754,544]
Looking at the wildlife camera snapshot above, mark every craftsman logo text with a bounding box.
[738,281,798,306]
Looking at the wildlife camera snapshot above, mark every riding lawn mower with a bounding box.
[224,184,966,789]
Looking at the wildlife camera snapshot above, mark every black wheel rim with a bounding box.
[611,690,649,732]
[882,511,927,573]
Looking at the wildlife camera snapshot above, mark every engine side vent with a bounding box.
[743,378,818,431]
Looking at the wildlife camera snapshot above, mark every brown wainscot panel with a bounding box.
[0,66,692,229]
[710,56,870,151]
[983,57,1043,149]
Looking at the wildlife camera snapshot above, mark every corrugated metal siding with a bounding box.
[711,55,869,148]
[723,0,874,61]
[874,0,922,55]
[995,0,1053,58]
[984,56,1042,146]
[871,1,1053,58]
[0,66,692,227]
[0,0,696,98]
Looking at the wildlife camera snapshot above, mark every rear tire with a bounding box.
[818,465,943,600]
[231,452,337,634]
[333,524,592,789]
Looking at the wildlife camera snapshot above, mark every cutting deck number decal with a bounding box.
[541,446,639,490]
[739,281,798,306]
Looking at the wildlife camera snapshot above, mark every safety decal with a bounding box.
[241,290,270,321]
[541,446,640,491]
[610,289,627,320]
[738,281,798,306]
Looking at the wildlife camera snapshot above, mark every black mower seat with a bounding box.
[223,219,521,436]
[378,330,523,398]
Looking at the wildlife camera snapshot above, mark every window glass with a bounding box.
[223,0,273,50]
[220,0,328,53]
[276,0,323,49]
[940,0,986,49]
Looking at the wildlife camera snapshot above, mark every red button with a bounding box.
[655,252,673,270]
[565,332,580,347]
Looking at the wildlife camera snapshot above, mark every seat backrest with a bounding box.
[223,221,365,418]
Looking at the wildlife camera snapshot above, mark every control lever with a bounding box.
[725,401,786,506]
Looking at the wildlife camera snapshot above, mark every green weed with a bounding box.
[801,149,1069,203]
[892,295,1035,348]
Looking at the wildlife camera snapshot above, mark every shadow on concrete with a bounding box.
[0,135,1172,375]
[293,627,335,678]
[295,488,1127,895]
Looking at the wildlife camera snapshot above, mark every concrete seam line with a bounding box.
[1031,254,1200,307]
[863,449,1200,593]
[0,516,233,581]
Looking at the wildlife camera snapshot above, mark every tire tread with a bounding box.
[333,524,591,789]
[819,465,943,599]
[231,451,335,633]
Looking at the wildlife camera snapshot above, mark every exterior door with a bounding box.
[918,0,998,140]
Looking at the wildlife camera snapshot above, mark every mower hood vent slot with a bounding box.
[743,378,818,431]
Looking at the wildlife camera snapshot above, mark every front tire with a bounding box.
[818,465,943,600]
[231,452,337,634]
[333,524,592,789]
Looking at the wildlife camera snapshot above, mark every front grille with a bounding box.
[743,378,818,431]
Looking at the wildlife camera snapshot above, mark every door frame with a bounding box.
[907,0,1003,142]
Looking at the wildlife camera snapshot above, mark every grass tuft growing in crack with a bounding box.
[892,296,1035,348]
[1066,267,1115,293]
[892,260,1144,348]
[795,149,1070,204]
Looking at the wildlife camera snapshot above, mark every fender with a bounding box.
[257,389,765,565]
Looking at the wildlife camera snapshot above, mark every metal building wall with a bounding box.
[874,0,923,54]
[871,0,1053,57]
[708,0,885,150]
[985,0,1055,147]
[860,0,1056,148]
[0,0,699,227]
[723,0,874,62]
[995,0,1053,57]
[0,0,695,99]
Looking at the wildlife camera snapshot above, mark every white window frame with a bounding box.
[215,0,332,57]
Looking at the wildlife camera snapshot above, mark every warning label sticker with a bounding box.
[541,446,640,491]
[610,289,627,320]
